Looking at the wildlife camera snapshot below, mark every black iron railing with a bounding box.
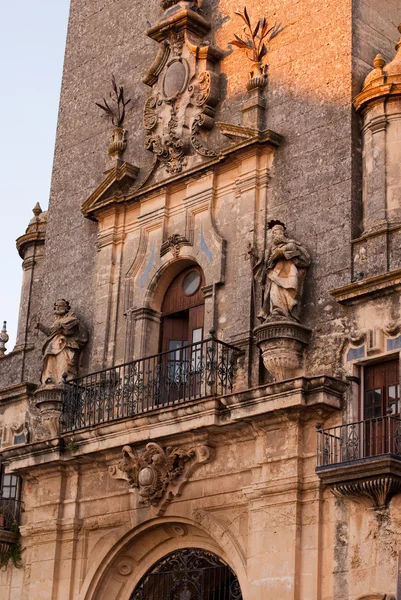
[316,416,401,467]
[62,337,238,432]
[0,498,22,531]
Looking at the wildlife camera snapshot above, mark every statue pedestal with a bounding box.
[34,384,64,439]
[254,321,311,381]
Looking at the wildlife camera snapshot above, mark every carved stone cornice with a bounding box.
[146,8,210,42]
[354,83,395,112]
[0,382,37,406]
[316,456,401,508]
[330,268,401,305]
[82,162,139,219]
[84,130,282,221]
[16,230,46,258]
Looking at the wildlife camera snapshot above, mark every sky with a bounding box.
[0,1,70,350]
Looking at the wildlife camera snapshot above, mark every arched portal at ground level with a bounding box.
[79,518,249,600]
[130,547,242,599]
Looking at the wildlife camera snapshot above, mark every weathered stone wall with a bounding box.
[1,0,400,385]
[1,1,401,599]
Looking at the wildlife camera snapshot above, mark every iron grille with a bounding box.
[61,337,238,433]
[316,415,401,467]
[0,497,22,531]
[130,548,242,600]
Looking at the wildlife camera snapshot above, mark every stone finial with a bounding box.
[32,202,42,217]
[373,54,385,70]
[0,321,9,357]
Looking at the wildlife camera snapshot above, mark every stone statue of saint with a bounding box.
[253,221,311,323]
[36,299,88,385]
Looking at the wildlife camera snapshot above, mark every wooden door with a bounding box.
[363,359,400,456]
[159,267,205,404]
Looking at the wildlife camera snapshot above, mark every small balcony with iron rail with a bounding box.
[61,336,239,433]
[316,416,401,508]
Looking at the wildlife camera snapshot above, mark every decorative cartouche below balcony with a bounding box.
[316,416,401,507]
[60,335,238,433]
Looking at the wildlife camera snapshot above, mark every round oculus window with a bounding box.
[182,271,201,296]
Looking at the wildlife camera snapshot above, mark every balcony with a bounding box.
[316,416,401,507]
[61,337,238,433]
[0,498,22,552]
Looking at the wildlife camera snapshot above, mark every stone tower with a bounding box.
[1,1,401,599]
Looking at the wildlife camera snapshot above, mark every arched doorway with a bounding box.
[157,266,205,404]
[130,548,243,600]
[160,265,205,353]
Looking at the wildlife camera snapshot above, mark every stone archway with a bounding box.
[130,547,242,599]
[78,517,249,600]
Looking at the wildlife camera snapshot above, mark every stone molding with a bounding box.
[329,268,401,304]
[0,377,345,475]
[316,456,401,508]
[82,162,140,220]
[83,130,282,220]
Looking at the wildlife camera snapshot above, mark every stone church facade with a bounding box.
[1,1,401,598]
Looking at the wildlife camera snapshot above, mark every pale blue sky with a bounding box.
[0,1,70,350]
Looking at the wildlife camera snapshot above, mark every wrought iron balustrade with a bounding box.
[0,498,22,532]
[61,337,238,432]
[316,415,401,468]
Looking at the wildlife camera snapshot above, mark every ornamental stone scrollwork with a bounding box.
[251,221,311,381]
[109,442,212,511]
[142,2,222,175]
[160,233,192,257]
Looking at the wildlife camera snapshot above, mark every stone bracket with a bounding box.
[316,456,401,508]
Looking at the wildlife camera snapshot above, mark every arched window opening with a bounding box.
[130,548,243,600]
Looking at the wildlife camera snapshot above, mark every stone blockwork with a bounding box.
[2,1,401,599]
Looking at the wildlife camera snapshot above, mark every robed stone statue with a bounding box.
[253,221,311,323]
[36,299,88,385]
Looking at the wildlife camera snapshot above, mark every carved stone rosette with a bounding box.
[142,5,222,175]
[254,321,311,381]
[109,442,211,513]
